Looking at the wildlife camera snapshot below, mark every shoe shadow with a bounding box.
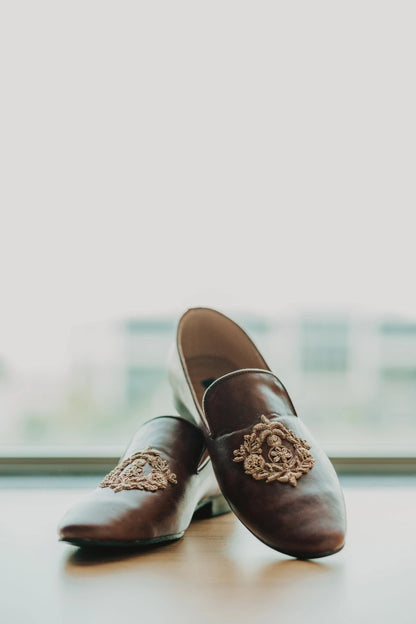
[58,516,347,624]
[63,535,184,569]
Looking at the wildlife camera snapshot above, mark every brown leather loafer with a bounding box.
[58,415,229,548]
[169,308,346,559]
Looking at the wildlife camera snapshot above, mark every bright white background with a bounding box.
[1,1,415,372]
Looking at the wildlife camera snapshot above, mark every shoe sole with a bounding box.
[60,532,185,549]
[262,535,345,559]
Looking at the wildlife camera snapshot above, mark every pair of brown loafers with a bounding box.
[59,308,346,559]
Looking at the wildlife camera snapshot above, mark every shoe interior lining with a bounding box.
[179,308,268,409]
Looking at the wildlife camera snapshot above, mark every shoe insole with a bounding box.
[187,355,237,408]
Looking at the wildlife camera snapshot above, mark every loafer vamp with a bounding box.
[206,417,345,557]
[59,416,219,544]
[203,370,346,558]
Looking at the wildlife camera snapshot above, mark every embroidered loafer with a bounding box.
[58,415,229,548]
[168,308,346,559]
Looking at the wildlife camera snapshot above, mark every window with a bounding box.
[300,320,349,372]
[1,0,414,467]
[2,313,416,460]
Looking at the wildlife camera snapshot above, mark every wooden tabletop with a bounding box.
[1,476,415,623]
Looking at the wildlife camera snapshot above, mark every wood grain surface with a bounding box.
[0,476,414,624]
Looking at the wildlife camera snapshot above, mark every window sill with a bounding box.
[1,452,416,475]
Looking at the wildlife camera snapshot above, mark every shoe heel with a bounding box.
[193,495,230,520]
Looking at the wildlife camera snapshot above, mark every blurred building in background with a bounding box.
[1,314,416,452]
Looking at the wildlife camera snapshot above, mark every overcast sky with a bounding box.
[1,2,415,369]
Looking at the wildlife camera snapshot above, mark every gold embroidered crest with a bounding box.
[99,446,177,493]
[233,415,314,487]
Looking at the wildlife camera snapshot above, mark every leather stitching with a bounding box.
[100,447,178,493]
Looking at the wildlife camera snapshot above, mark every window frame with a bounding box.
[0,450,415,476]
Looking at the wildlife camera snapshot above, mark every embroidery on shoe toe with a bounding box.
[233,415,314,487]
[99,446,177,493]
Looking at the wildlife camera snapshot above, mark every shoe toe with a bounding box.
[241,485,346,558]
[266,508,345,558]
[58,492,128,542]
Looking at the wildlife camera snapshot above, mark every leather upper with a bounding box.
[58,416,221,544]
[203,370,346,558]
